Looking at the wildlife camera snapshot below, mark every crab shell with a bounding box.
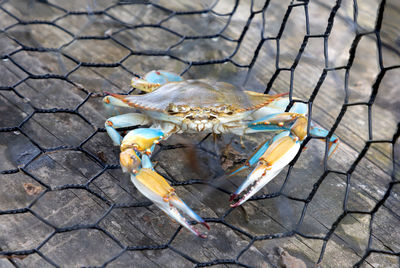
[110,79,286,133]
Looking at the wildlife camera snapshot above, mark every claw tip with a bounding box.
[201,222,210,230]
[229,194,238,202]
[230,202,240,208]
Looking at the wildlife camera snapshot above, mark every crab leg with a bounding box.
[250,98,338,154]
[104,113,150,146]
[230,131,300,207]
[229,99,308,176]
[249,112,339,156]
[121,128,164,154]
[140,153,208,229]
[118,128,164,174]
[230,110,338,207]
[247,112,304,133]
[251,98,308,120]
[229,112,306,176]
[103,94,131,108]
[118,128,208,237]
[229,101,306,176]
[130,169,208,238]
[131,70,183,92]
[309,124,339,156]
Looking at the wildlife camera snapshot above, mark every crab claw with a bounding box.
[131,168,208,238]
[230,163,283,207]
[230,131,301,207]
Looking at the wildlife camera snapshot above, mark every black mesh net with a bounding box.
[1,0,399,267]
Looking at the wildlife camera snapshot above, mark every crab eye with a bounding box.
[178,105,189,112]
[219,106,232,114]
[214,106,225,113]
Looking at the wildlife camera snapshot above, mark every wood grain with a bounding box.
[0,0,399,267]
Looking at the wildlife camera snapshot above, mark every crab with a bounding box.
[103,70,339,238]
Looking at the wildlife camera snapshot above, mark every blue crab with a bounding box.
[103,70,338,238]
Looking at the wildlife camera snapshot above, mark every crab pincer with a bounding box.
[229,131,301,207]
[229,104,338,207]
[131,168,209,238]
[119,128,209,238]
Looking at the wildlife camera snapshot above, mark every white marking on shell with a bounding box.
[205,122,213,130]
[199,123,205,131]
[189,122,196,130]
[170,105,179,112]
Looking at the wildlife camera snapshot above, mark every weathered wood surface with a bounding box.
[0,0,399,267]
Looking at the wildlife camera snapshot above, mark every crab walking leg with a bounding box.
[309,125,339,157]
[251,98,308,120]
[103,94,133,118]
[131,78,162,93]
[131,70,183,93]
[104,113,150,146]
[144,70,183,84]
[103,95,132,108]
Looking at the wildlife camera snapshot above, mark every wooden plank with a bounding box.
[1,0,399,267]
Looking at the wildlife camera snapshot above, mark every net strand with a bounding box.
[0,0,399,267]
